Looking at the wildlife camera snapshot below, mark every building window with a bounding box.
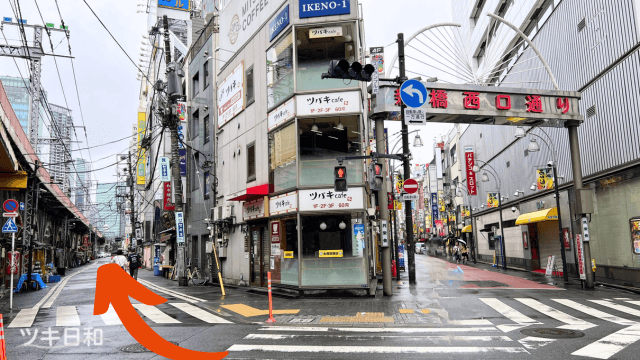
[203,61,209,89]
[246,66,255,106]
[450,144,457,165]
[296,23,358,92]
[298,116,362,187]
[191,110,200,139]
[247,142,256,182]
[192,72,200,95]
[267,31,293,109]
[203,114,210,144]
[191,152,200,191]
[269,123,296,192]
[470,0,486,26]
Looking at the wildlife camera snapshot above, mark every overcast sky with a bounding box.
[0,0,452,195]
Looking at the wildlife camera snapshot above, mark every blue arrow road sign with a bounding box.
[20,202,24,210]
[400,79,428,108]
[2,218,18,233]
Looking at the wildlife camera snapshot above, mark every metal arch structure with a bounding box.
[385,23,462,78]
[486,13,559,91]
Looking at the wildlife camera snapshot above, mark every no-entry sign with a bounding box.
[403,179,419,194]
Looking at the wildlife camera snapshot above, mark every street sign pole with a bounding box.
[398,33,416,285]
[10,232,14,309]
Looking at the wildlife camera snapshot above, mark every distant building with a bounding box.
[96,182,121,240]
[0,75,46,148]
[74,158,92,211]
[48,104,74,193]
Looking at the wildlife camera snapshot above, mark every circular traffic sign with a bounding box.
[403,179,419,194]
[400,79,428,108]
[3,199,18,212]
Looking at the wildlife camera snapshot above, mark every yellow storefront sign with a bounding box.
[319,250,343,258]
[283,251,294,258]
[137,112,146,185]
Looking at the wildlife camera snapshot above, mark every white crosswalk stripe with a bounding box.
[7,308,39,328]
[515,298,597,330]
[99,304,123,326]
[552,299,638,326]
[56,306,81,327]
[480,298,542,332]
[572,324,640,359]
[168,302,232,324]
[590,300,640,317]
[132,303,182,324]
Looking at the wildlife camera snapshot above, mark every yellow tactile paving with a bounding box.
[399,309,414,314]
[420,309,431,314]
[320,312,394,323]
[221,304,300,317]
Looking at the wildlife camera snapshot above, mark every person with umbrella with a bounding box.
[459,239,469,265]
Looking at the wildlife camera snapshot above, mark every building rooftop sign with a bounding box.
[371,82,583,127]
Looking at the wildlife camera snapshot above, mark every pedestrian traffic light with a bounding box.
[322,60,375,82]
[334,165,347,192]
[394,88,402,105]
[369,163,384,191]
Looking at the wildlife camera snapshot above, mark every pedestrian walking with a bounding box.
[111,250,127,271]
[453,242,461,264]
[461,244,469,265]
[127,249,141,280]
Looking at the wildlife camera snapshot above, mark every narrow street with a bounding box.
[3,253,640,359]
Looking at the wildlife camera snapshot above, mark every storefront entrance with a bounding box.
[250,224,269,287]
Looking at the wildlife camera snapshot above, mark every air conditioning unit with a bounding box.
[205,241,213,253]
[223,205,231,218]
[211,208,218,222]
[218,247,227,258]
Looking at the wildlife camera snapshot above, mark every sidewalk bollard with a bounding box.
[0,314,6,360]
[266,272,276,323]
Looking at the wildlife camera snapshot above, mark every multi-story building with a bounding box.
[0,75,46,152]
[48,103,74,194]
[96,182,121,241]
[208,0,373,291]
[451,0,640,286]
[73,158,92,210]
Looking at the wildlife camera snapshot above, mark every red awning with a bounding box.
[229,184,272,201]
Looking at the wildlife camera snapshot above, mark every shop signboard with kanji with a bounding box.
[269,191,298,216]
[243,197,267,221]
[464,146,477,195]
[217,62,245,127]
[296,91,360,117]
[372,83,583,126]
[163,182,175,211]
[299,187,365,211]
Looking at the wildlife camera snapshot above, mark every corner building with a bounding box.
[212,0,373,291]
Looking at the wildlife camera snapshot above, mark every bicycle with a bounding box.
[187,266,208,286]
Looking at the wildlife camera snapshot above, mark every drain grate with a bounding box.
[521,328,585,339]
[121,342,179,353]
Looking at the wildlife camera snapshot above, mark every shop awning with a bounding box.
[515,207,558,225]
[228,184,272,201]
[462,225,472,233]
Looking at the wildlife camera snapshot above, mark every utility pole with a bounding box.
[397,33,416,284]
[161,15,186,285]
[375,122,392,295]
[24,161,39,290]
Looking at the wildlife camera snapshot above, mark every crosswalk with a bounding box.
[8,302,231,329]
[223,297,640,359]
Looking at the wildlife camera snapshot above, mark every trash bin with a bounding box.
[154,265,161,276]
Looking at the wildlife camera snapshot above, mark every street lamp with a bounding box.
[516,128,569,282]
[413,134,424,147]
[476,159,507,270]
[515,126,526,138]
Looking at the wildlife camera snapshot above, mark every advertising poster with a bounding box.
[438,191,445,212]
[217,62,245,127]
[563,228,571,249]
[464,146,477,195]
[461,205,470,218]
[576,234,586,280]
[536,168,554,190]
[487,192,499,208]
[631,219,640,254]
[522,232,529,249]
[352,223,364,257]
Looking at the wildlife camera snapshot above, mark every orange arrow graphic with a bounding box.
[93,264,228,359]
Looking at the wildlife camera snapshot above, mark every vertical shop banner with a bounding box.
[576,234,586,280]
[431,193,438,224]
[370,47,383,94]
[487,192,499,208]
[179,149,187,176]
[563,228,571,249]
[352,223,364,257]
[176,212,185,246]
[177,102,187,122]
[137,113,146,185]
[270,220,281,243]
[438,191,445,212]
[536,168,554,190]
[217,62,245,127]
[159,157,171,182]
[464,146,477,195]
[163,182,175,211]
[177,123,185,149]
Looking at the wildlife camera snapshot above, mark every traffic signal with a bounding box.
[394,88,402,105]
[334,165,347,192]
[322,60,375,81]
[369,162,383,191]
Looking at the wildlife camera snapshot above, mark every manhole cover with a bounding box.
[520,328,585,339]
[121,342,179,353]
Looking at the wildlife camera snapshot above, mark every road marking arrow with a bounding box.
[93,264,228,359]
[402,84,424,104]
